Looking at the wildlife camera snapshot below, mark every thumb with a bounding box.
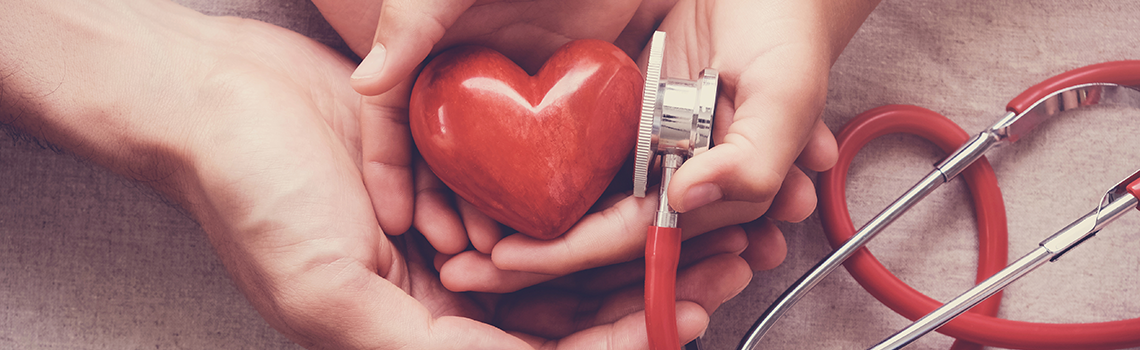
[264,239,532,350]
[350,0,476,96]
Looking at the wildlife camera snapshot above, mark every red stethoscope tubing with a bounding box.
[819,104,1007,350]
[820,103,1140,349]
[1007,60,1140,113]
[646,225,682,350]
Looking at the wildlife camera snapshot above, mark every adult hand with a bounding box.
[0,0,752,348]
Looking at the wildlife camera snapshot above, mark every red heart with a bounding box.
[409,40,642,240]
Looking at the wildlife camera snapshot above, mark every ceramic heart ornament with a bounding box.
[409,40,642,240]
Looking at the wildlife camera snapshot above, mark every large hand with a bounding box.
[0,1,752,348]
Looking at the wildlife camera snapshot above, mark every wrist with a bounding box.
[1,0,233,200]
[816,0,882,64]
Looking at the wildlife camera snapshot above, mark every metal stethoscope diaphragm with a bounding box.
[633,31,719,201]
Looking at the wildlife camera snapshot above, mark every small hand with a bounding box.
[313,0,877,294]
[651,0,847,218]
[436,0,885,291]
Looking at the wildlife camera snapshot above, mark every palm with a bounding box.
[190,19,501,348]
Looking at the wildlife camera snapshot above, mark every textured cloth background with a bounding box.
[2,1,1139,349]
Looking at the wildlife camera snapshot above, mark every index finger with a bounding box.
[488,190,765,277]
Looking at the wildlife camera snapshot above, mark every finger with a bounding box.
[761,166,817,223]
[796,117,838,172]
[571,225,748,293]
[677,225,748,268]
[439,250,559,293]
[739,218,787,271]
[500,253,749,346]
[253,254,529,350]
[359,81,415,236]
[441,225,744,294]
[675,253,753,315]
[493,254,749,338]
[514,304,708,350]
[457,197,504,255]
[443,224,748,295]
[350,0,477,96]
[413,158,470,254]
[496,283,643,340]
[490,189,760,278]
[404,235,527,350]
[444,190,655,293]
[541,225,749,295]
[677,199,767,236]
[542,258,646,295]
[612,0,675,59]
[491,191,657,276]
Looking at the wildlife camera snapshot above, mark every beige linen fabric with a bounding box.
[2,1,1138,349]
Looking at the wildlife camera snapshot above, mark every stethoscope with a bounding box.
[635,30,1140,349]
[632,30,717,350]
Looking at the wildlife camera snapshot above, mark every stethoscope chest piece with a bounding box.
[633,30,720,350]
[633,31,719,199]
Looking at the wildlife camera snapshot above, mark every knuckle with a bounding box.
[726,165,783,203]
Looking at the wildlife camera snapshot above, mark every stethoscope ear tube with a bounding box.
[743,60,1140,350]
[818,105,1008,350]
[645,225,683,350]
[820,104,1140,349]
[1007,60,1140,113]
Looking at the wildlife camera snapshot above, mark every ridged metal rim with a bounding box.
[633,31,665,198]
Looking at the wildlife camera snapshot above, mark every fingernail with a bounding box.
[351,43,387,80]
[679,183,722,212]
